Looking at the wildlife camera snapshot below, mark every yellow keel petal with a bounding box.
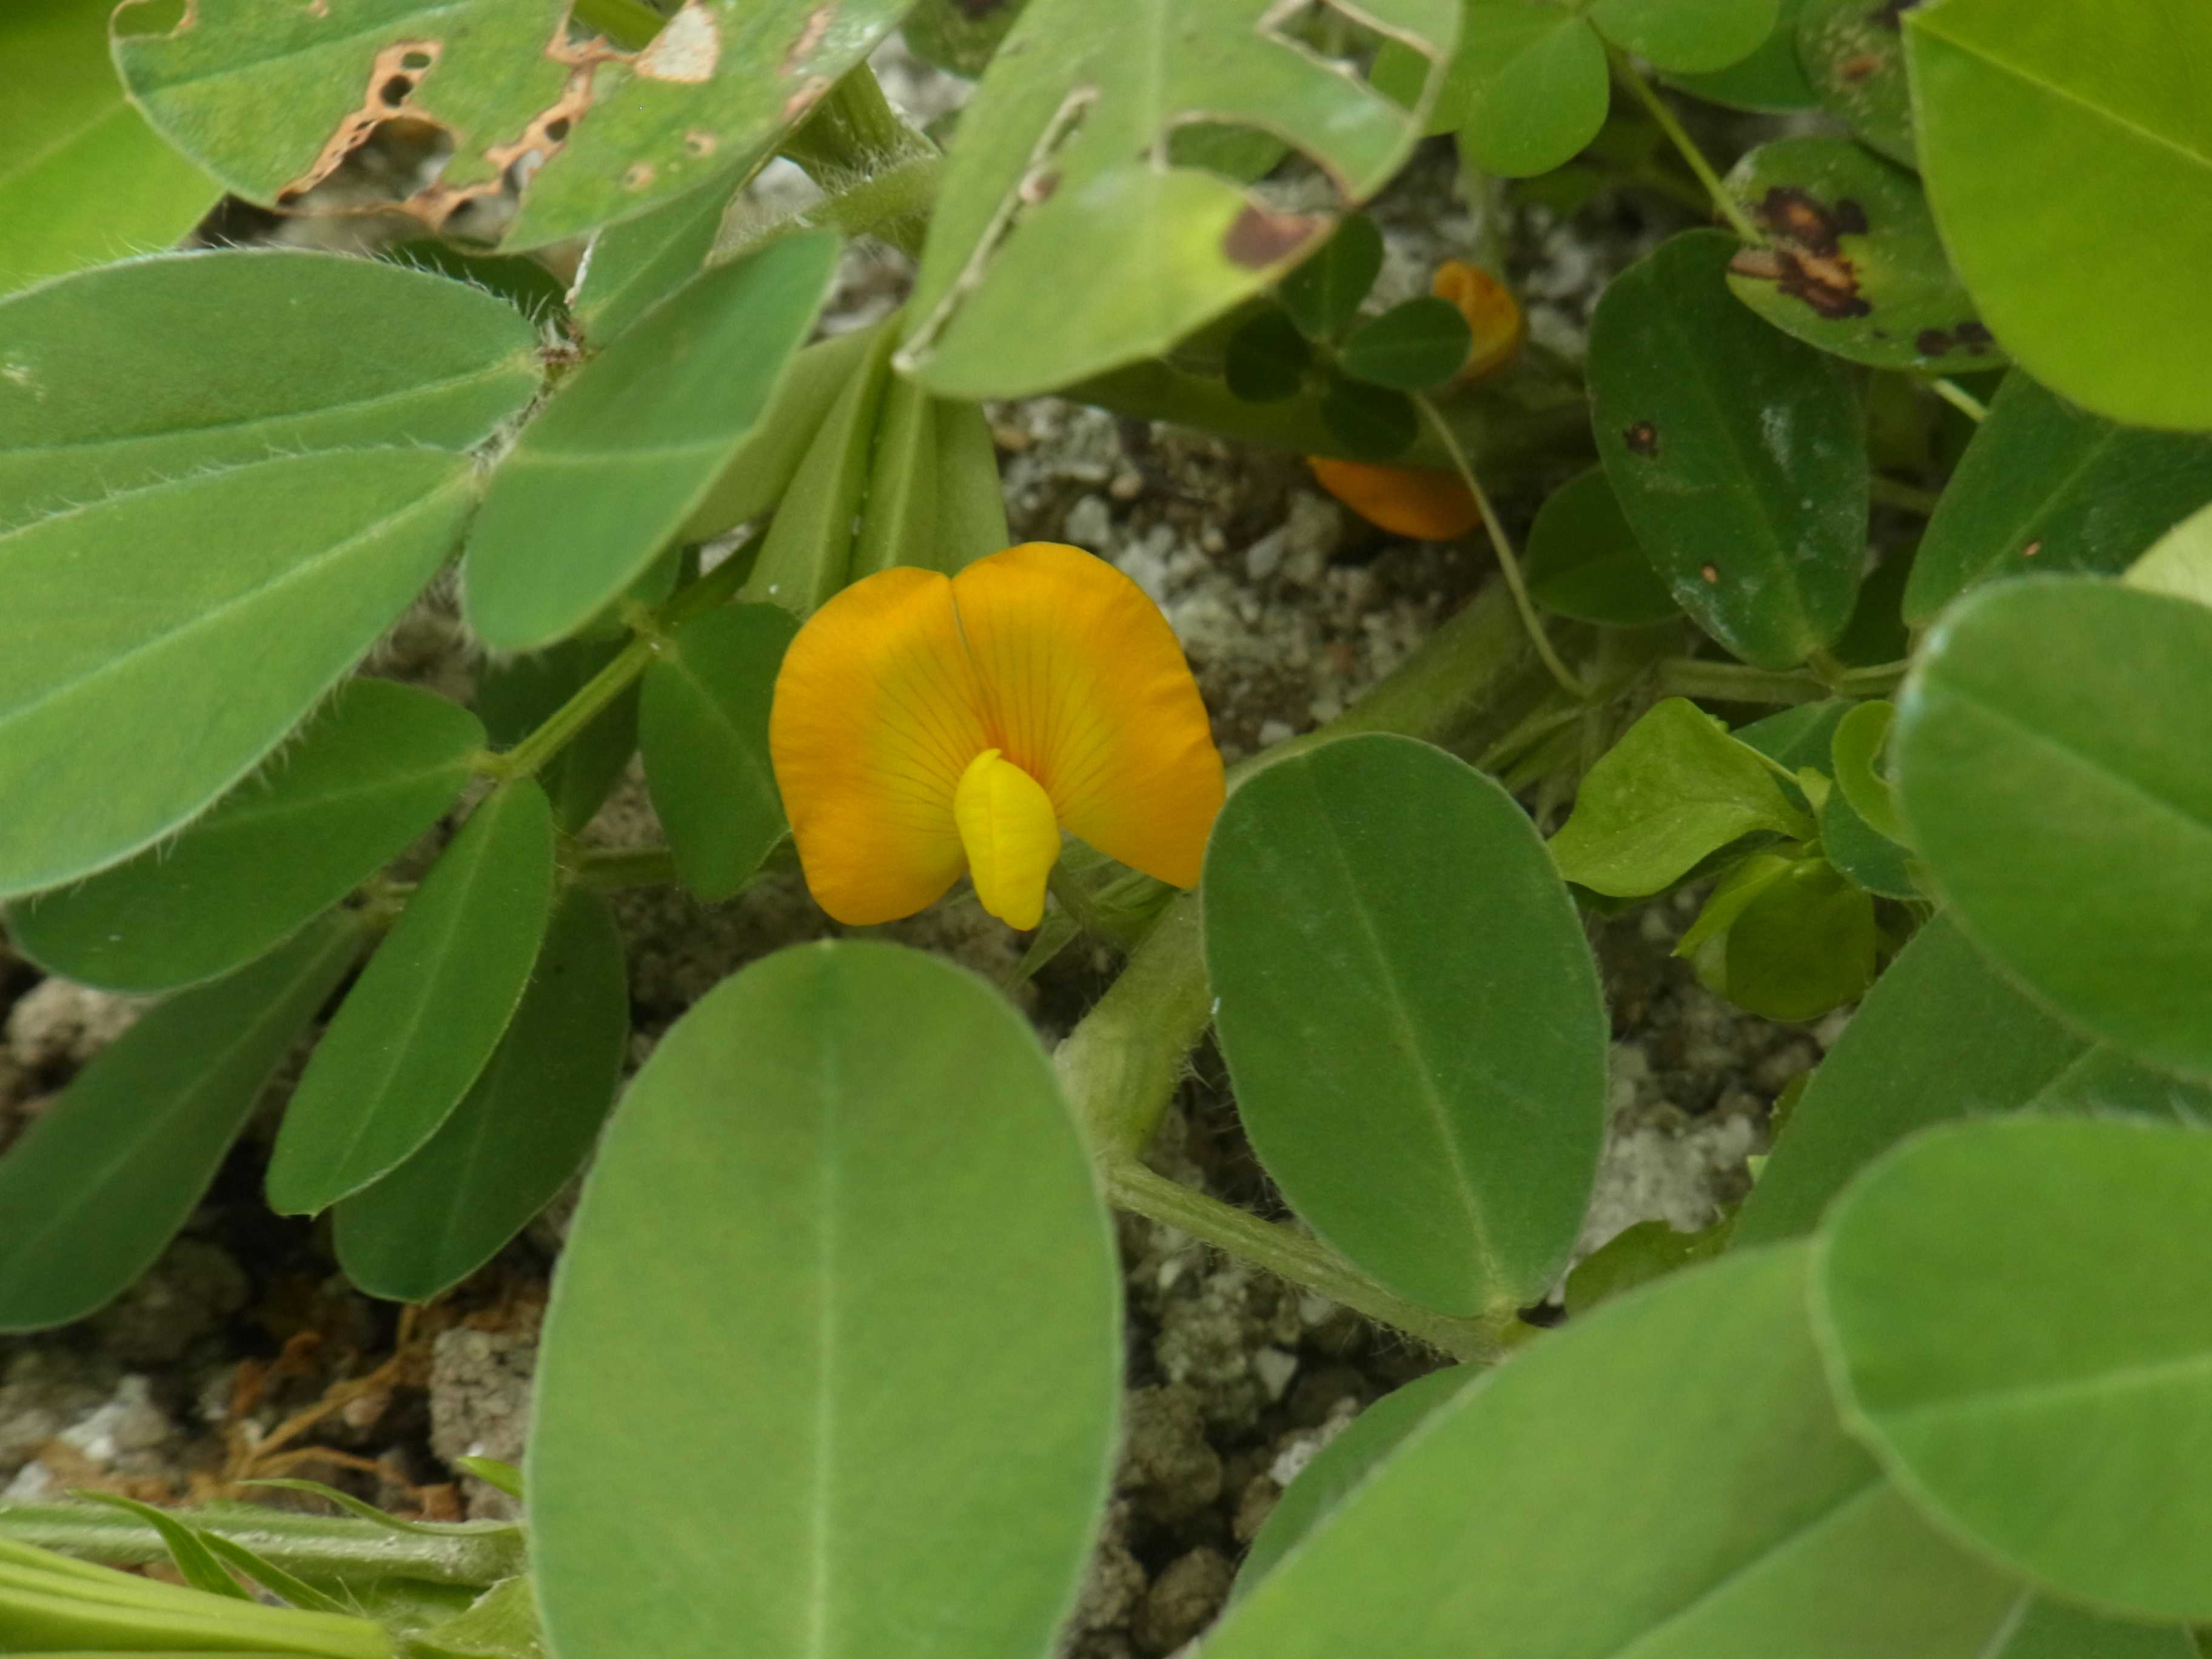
[954,749,1059,930]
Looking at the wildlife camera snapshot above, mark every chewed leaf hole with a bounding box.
[113,0,192,39]
[1259,0,1398,93]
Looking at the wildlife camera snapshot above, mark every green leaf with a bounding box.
[240,1478,479,1537]
[1905,0,2212,431]
[1590,230,1869,669]
[1902,375,2212,626]
[1207,736,1607,1316]
[1336,297,1473,392]
[463,233,839,650]
[1450,3,1610,178]
[1224,309,1315,403]
[335,887,626,1303]
[1204,1244,2023,1658]
[1669,0,1816,112]
[1723,136,2001,372]
[1818,785,1918,900]
[847,378,1005,581]
[1796,0,1914,165]
[1563,1215,1730,1315]
[1233,1367,1474,1599]
[1278,213,1383,342]
[1587,0,1779,74]
[1549,699,1814,897]
[384,239,572,323]
[266,781,557,1215]
[71,1493,249,1601]
[1814,1116,2212,1621]
[899,0,1457,397]
[678,321,885,543]
[1737,697,1851,773]
[0,915,361,1332]
[903,0,1030,76]
[2127,501,2212,610]
[1994,1602,2199,1659]
[1318,374,1418,461]
[1895,578,2212,1081]
[1701,854,1876,1022]
[196,1532,355,1615]
[0,0,218,296]
[530,942,1119,1659]
[7,680,482,993]
[742,321,900,615]
[116,0,916,251]
[0,449,477,900]
[411,1575,545,1659]
[1828,699,1905,843]
[1523,466,1681,626]
[570,172,738,345]
[933,394,1013,568]
[638,605,798,901]
[477,641,639,834]
[0,249,537,524]
[452,1456,525,1500]
[1737,916,2212,1248]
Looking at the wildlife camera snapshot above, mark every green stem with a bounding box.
[1102,1158,1512,1363]
[1870,474,1942,516]
[1055,894,1211,1155]
[0,1504,523,1589]
[1930,377,1990,423]
[1613,59,1763,244]
[1415,394,1589,700]
[568,846,682,891]
[1654,658,1831,706]
[776,66,939,260]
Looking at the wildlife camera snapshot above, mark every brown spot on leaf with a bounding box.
[1735,187,1873,321]
[1915,328,1953,356]
[1837,52,1885,83]
[635,2,720,82]
[2022,540,2042,558]
[782,75,831,123]
[1222,204,1326,270]
[278,40,444,204]
[781,4,835,73]
[683,130,718,157]
[1700,564,1721,584]
[623,162,656,190]
[1914,320,1997,358]
[1017,169,1059,206]
[1955,320,1994,347]
[1625,421,1660,457]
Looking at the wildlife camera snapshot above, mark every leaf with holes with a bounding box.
[1590,230,1869,669]
[1797,0,1915,165]
[1735,916,2212,1248]
[1205,1245,2025,1658]
[0,249,538,524]
[1207,737,1607,1316]
[0,449,477,900]
[897,0,1458,398]
[1897,578,2212,1081]
[115,0,920,251]
[530,941,1120,1659]
[1549,699,1814,898]
[1814,1116,2212,1621]
[1586,0,1779,74]
[640,605,799,901]
[5,680,481,994]
[0,0,218,297]
[266,780,557,1216]
[335,888,627,1303]
[1724,137,2002,373]
[0,914,362,1332]
[463,232,838,651]
[1906,0,2212,430]
[1903,375,2212,626]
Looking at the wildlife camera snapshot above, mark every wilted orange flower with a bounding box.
[769,541,1225,930]
[1431,259,1524,384]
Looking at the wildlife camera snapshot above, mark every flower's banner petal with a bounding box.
[477,639,640,836]
[1669,0,1815,112]
[335,887,628,1304]
[5,680,482,994]
[1208,736,1605,1316]
[1814,1118,2212,1621]
[1724,137,2002,374]
[0,0,218,297]
[1738,916,2212,1247]
[568,170,738,346]
[898,0,1458,398]
[1896,578,2212,1081]
[1902,374,2212,626]
[0,250,537,524]
[641,605,798,902]
[530,941,1119,1659]
[1906,0,2212,430]
[114,0,920,251]
[770,569,991,925]
[266,779,557,1215]
[0,914,363,1332]
[1586,0,1778,74]
[462,232,839,651]
[1589,230,1869,670]
[1205,1245,2023,1657]
[951,543,1224,890]
[0,449,477,900]
[1797,0,1914,165]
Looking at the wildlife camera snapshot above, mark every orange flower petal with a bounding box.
[768,566,992,925]
[1432,260,1524,383]
[954,749,1060,930]
[1307,457,1481,541]
[950,543,1224,889]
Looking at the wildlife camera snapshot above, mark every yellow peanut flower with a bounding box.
[769,541,1225,930]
